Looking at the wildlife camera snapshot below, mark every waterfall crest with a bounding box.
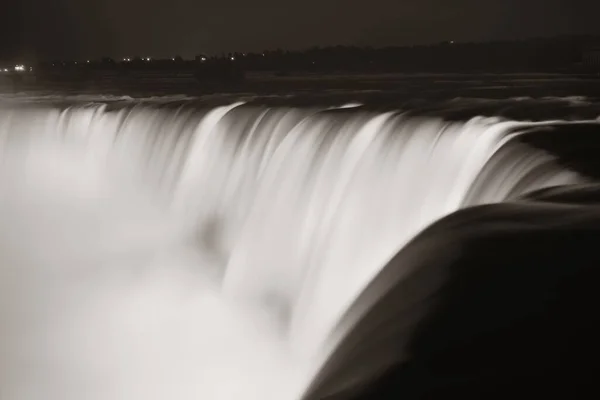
[0,102,583,400]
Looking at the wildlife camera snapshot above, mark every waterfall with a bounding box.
[0,102,582,400]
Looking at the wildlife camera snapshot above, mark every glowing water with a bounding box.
[0,102,582,400]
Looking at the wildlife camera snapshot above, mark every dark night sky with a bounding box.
[2,0,600,61]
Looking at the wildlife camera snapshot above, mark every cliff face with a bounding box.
[305,187,600,400]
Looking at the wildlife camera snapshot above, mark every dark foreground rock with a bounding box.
[306,184,600,400]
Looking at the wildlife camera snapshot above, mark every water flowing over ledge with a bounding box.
[0,101,591,400]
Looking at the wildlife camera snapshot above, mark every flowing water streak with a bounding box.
[0,101,583,400]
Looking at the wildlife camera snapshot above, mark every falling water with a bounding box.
[0,101,582,400]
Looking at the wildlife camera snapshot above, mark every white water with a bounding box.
[0,102,582,400]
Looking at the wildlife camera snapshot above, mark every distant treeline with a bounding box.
[21,35,600,80]
[231,35,600,73]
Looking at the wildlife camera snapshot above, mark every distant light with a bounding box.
[87,60,90,63]
[230,56,235,61]
[172,58,175,61]
[450,40,455,44]
[201,57,207,61]
[14,65,25,72]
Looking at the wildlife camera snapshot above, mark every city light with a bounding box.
[14,65,25,72]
